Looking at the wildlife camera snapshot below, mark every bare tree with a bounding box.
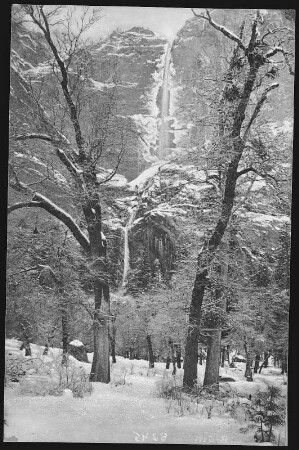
[8,5,126,383]
[183,9,294,388]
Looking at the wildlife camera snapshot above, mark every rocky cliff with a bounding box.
[9,10,293,290]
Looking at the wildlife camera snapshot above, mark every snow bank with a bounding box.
[5,340,287,444]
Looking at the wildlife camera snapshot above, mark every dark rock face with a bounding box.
[219,376,236,382]
[68,341,89,363]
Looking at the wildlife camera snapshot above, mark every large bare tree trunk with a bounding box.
[90,318,110,382]
[183,272,206,388]
[203,330,222,386]
[90,277,110,382]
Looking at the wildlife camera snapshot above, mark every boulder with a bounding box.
[67,340,89,363]
[219,376,236,382]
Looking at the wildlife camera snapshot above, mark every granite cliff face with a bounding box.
[171,9,294,153]
[10,11,294,177]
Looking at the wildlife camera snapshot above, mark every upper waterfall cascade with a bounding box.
[158,43,172,159]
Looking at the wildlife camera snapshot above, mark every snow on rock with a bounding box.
[239,211,290,225]
[69,340,84,347]
[128,163,162,190]
[62,389,73,398]
[96,170,128,187]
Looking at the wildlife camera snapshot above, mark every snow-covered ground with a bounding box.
[4,339,287,444]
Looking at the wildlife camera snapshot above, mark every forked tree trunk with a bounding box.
[20,341,31,356]
[203,329,222,386]
[147,334,155,369]
[259,353,271,374]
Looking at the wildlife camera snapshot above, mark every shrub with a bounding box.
[156,375,237,418]
[110,368,130,387]
[17,354,92,398]
[51,355,93,397]
[5,354,27,382]
[240,384,286,443]
[5,353,45,382]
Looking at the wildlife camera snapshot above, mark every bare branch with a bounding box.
[24,5,86,160]
[236,166,278,185]
[8,193,90,253]
[191,8,246,51]
[13,133,53,143]
[242,83,279,141]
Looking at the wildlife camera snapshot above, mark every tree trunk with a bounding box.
[147,334,155,369]
[204,329,222,386]
[198,347,203,365]
[170,341,176,375]
[129,347,134,360]
[221,346,225,367]
[254,353,260,373]
[183,269,206,388]
[263,351,269,368]
[61,296,69,365]
[90,273,110,382]
[166,356,171,369]
[43,343,49,355]
[281,350,287,374]
[244,343,253,380]
[226,345,230,365]
[259,353,270,374]
[176,345,182,369]
[20,341,31,356]
[111,329,116,364]
[90,316,110,382]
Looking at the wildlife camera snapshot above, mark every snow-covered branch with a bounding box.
[191,8,246,51]
[8,193,90,253]
[236,166,278,185]
[13,133,53,143]
[12,134,84,181]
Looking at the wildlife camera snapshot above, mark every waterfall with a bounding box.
[122,208,137,289]
[158,43,172,159]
